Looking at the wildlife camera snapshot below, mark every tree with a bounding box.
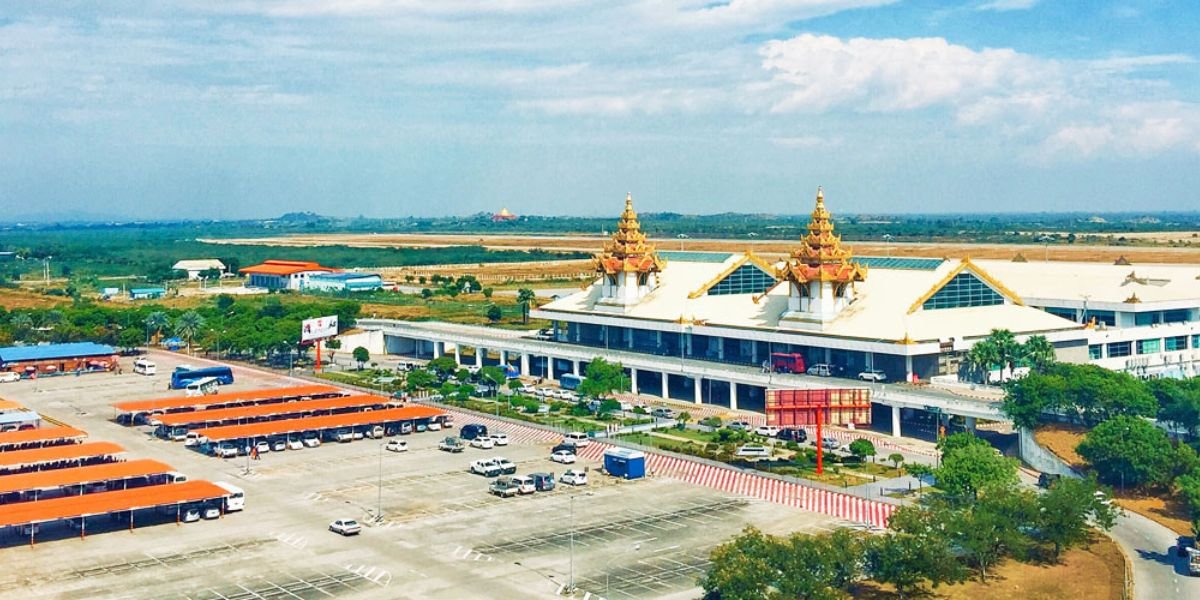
[1020,335,1056,372]
[479,366,506,395]
[9,313,34,341]
[933,433,1017,501]
[406,369,436,392]
[420,288,433,300]
[947,487,1037,581]
[481,287,493,298]
[117,327,143,351]
[887,453,905,472]
[215,294,235,312]
[144,311,170,343]
[427,356,458,376]
[848,438,877,463]
[486,304,502,322]
[507,378,523,393]
[865,532,963,599]
[1002,363,1156,429]
[200,267,223,281]
[700,527,779,600]
[173,311,207,354]
[576,357,630,399]
[324,338,341,363]
[676,411,693,428]
[1177,468,1200,535]
[1150,378,1200,439]
[517,288,536,324]
[598,398,621,417]
[352,346,370,370]
[1076,415,1187,489]
[1036,476,1118,559]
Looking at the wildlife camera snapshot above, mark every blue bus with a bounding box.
[559,374,584,391]
[170,366,234,389]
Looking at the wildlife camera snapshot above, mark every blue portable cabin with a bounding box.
[603,447,646,480]
[129,287,166,300]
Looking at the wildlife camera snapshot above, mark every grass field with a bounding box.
[0,287,71,310]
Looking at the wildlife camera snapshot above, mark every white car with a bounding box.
[490,432,510,446]
[427,422,443,432]
[202,506,221,520]
[385,439,409,453]
[0,372,21,383]
[255,441,270,454]
[755,426,780,437]
[471,436,495,450]
[184,432,206,447]
[563,432,590,447]
[302,435,321,448]
[511,475,536,495]
[329,518,361,536]
[550,450,577,464]
[287,437,304,450]
[560,469,588,486]
[619,401,635,412]
[520,385,536,394]
[857,369,887,382]
[470,459,502,477]
[182,507,201,523]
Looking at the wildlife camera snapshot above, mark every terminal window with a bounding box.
[708,264,776,296]
[1088,345,1103,360]
[923,272,1004,310]
[1107,341,1132,358]
[1165,335,1188,352]
[1136,339,1161,354]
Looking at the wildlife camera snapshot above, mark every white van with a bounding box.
[215,481,245,511]
[563,432,591,447]
[185,377,219,397]
[0,372,21,383]
[133,358,157,376]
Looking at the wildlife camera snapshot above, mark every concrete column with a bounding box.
[823,347,832,363]
[548,358,557,381]
[750,342,758,365]
[693,377,703,405]
[891,405,902,438]
[572,360,581,376]
[729,381,739,411]
[626,328,634,349]
[454,345,461,365]
[520,353,530,376]
[716,338,724,361]
[662,372,669,399]
[964,416,977,432]
[905,355,914,382]
[432,341,441,359]
[475,348,484,368]
[630,368,638,395]
[685,333,693,357]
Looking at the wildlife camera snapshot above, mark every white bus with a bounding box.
[184,376,220,397]
[133,358,157,376]
[214,481,245,512]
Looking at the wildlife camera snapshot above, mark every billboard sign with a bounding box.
[301,315,338,342]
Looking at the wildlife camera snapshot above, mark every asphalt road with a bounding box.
[1109,510,1200,599]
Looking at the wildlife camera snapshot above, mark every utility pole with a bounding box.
[568,494,576,594]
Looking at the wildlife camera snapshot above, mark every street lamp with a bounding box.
[882,234,894,258]
[1038,234,1054,262]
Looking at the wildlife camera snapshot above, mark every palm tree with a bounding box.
[1020,335,1056,372]
[517,288,536,324]
[144,311,170,344]
[961,339,998,384]
[988,329,1021,376]
[174,311,207,355]
[9,313,34,341]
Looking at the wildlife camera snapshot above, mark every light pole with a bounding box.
[1038,234,1054,262]
[882,234,894,258]
[568,494,576,595]
[377,441,385,523]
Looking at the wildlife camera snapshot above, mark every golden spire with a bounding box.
[777,187,867,285]
[594,193,666,275]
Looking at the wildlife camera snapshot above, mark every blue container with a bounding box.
[603,448,646,480]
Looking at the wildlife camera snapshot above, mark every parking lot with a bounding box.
[0,352,847,599]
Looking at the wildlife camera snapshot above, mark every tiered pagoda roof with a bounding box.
[594,193,666,275]
[779,188,867,284]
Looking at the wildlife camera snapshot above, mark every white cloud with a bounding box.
[977,0,1040,11]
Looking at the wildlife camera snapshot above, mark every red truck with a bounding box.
[770,353,807,374]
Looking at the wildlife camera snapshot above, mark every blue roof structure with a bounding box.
[310,272,381,281]
[0,343,117,364]
[129,287,166,294]
[856,256,945,271]
[659,251,734,263]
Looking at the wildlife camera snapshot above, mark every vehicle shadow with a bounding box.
[1135,547,1182,573]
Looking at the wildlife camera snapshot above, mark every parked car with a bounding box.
[216,442,239,458]
[520,385,536,394]
[202,505,221,520]
[329,518,362,536]
[490,432,510,446]
[302,434,321,448]
[777,428,808,443]
[619,400,635,412]
[735,445,771,458]
[651,407,677,419]
[399,422,413,435]
[427,421,442,432]
[550,450,577,464]
[438,437,465,453]
[335,429,354,443]
[271,438,287,452]
[563,432,590,447]
[385,439,409,453]
[728,420,752,431]
[184,432,206,447]
[471,458,502,477]
[489,477,520,498]
[182,507,201,523]
[366,425,386,439]
[857,369,887,382]
[755,425,780,437]
[471,436,496,450]
[0,372,21,383]
[1037,473,1062,489]
[511,475,537,494]
[494,457,517,474]
[820,436,840,450]
[560,469,588,486]
[415,422,428,433]
[530,472,556,492]
[551,442,578,455]
[255,440,271,454]
[806,364,834,377]
[460,424,489,440]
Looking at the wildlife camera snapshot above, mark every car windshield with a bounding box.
[344,520,358,527]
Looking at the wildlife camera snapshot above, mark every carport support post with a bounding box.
[891,405,902,438]
[520,353,529,376]
[693,377,702,405]
[661,372,669,400]
[630,368,638,395]
[729,381,739,411]
[475,349,483,368]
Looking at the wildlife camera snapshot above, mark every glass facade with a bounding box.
[1165,335,1188,352]
[1135,309,1194,326]
[923,273,1004,310]
[708,264,776,296]
[1045,307,1076,320]
[1107,341,1132,358]
[1085,310,1116,327]
[1195,334,1200,349]
[1137,339,1161,354]
[1088,344,1103,360]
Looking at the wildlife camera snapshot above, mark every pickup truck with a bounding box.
[471,458,502,477]
[439,437,465,453]
[489,477,520,498]
[1177,536,1200,576]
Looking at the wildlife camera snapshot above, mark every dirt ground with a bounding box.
[1033,424,1089,469]
[203,233,1200,265]
[853,533,1127,600]
[0,287,70,310]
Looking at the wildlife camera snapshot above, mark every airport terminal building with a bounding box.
[531,190,1200,383]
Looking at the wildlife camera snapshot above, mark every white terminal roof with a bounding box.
[539,253,1118,343]
[974,259,1200,307]
[172,259,226,271]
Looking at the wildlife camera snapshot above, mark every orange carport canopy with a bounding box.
[112,384,343,414]
[0,426,87,450]
[154,395,392,428]
[0,441,125,470]
[0,480,230,527]
[0,459,174,496]
[201,405,445,443]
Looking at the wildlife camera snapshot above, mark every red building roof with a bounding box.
[240,260,335,276]
[112,384,343,414]
[0,480,230,527]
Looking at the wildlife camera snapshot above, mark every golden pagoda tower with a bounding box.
[593,193,666,311]
[778,187,867,328]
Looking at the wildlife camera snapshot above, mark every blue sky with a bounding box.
[1,1,1197,219]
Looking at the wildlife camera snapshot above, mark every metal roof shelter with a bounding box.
[0,459,174,497]
[0,480,229,528]
[0,411,41,427]
[0,442,125,473]
[0,343,117,364]
[200,405,445,443]
[112,384,344,415]
[0,426,86,451]
[153,395,392,429]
